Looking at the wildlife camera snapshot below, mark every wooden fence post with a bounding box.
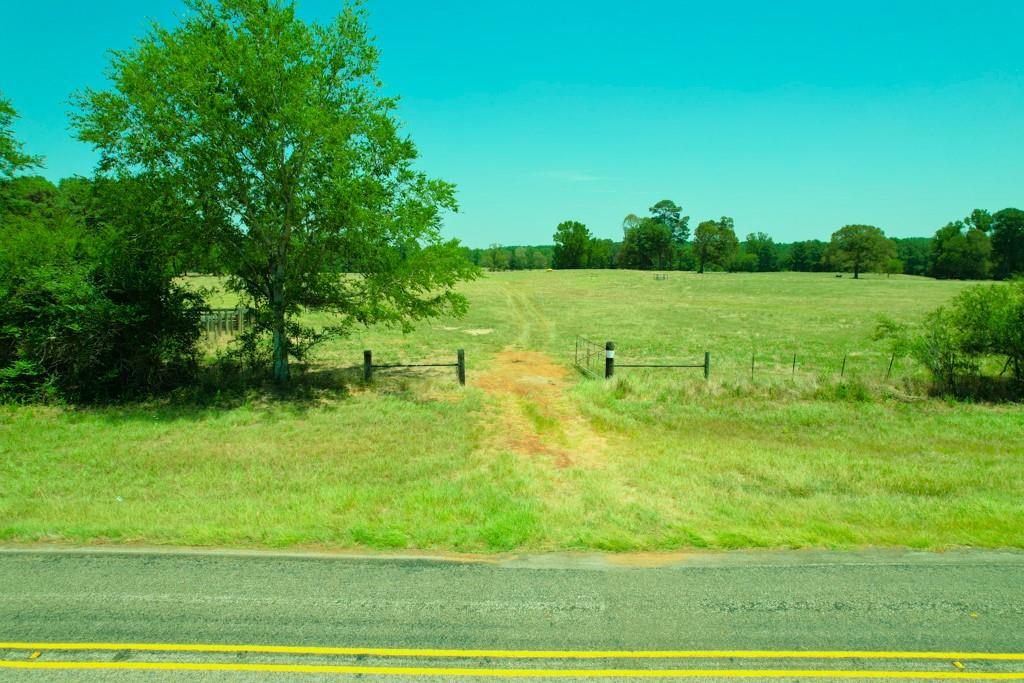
[750,352,755,380]
[605,341,615,379]
[457,349,466,386]
[703,351,710,380]
[363,350,373,383]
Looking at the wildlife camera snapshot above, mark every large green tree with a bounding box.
[786,239,827,272]
[621,217,672,270]
[929,220,991,280]
[827,224,894,279]
[552,220,591,268]
[743,232,778,272]
[991,208,1024,279]
[0,94,42,180]
[693,217,738,273]
[72,0,475,382]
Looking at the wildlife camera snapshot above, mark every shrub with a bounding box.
[0,176,206,402]
[876,281,1024,399]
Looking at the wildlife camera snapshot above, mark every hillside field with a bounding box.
[2,271,1022,551]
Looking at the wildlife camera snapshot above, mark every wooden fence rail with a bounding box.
[202,308,254,339]
[362,349,466,386]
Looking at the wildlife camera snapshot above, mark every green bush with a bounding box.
[877,281,1024,399]
[0,176,206,402]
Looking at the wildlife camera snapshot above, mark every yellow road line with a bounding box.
[0,661,1023,679]
[2,643,1024,661]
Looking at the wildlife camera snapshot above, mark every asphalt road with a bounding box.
[1,548,1023,680]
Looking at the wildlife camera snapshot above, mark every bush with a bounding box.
[0,176,206,402]
[876,281,1024,399]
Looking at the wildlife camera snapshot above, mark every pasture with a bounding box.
[2,271,1022,551]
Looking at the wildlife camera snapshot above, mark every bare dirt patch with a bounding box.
[474,350,605,468]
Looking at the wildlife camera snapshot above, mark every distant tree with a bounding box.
[530,250,549,270]
[72,0,475,383]
[0,94,42,180]
[743,232,779,272]
[893,237,931,276]
[966,208,993,234]
[649,198,690,247]
[883,257,903,277]
[729,251,758,272]
[485,243,509,270]
[991,208,1024,279]
[929,220,992,280]
[827,224,894,279]
[588,238,615,269]
[552,220,591,268]
[510,246,528,270]
[621,217,672,270]
[785,239,828,272]
[622,213,642,233]
[693,217,739,273]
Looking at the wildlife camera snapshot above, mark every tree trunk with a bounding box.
[270,263,289,383]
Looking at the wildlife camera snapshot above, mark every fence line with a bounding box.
[363,349,466,386]
[586,338,910,383]
[202,307,253,339]
[574,335,604,377]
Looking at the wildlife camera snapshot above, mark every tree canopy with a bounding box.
[72,0,476,382]
[0,94,42,180]
[693,217,738,273]
[827,224,894,279]
[930,219,991,280]
[552,220,592,268]
[991,208,1024,279]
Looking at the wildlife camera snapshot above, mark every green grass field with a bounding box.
[2,271,1022,551]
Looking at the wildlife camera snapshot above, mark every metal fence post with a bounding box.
[840,353,847,378]
[704,351,710,380]
[885,352,895,380]
[363,350,373,383]
[792,353,797,376]
[750,352,755,380]
[457,349,466,386]
[605,341,615,379]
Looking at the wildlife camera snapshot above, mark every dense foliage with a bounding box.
[73,0,476,382]
[0,174,206,402]
[877,281,1024,399]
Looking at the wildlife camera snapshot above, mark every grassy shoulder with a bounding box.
[3,271,1021,552]
[0,389,539,550]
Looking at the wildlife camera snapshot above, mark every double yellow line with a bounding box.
[2,643,1023,679]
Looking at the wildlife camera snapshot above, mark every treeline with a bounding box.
[465,244,554,270]
[537,199,1023,279]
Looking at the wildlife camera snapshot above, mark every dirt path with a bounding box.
[474,350,605,467]
[473,284,604,467]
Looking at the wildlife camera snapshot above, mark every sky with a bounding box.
[1,1,1022,248]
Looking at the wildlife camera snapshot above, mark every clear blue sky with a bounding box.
[2,1,1022,247]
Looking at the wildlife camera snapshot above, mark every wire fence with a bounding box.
[578,336,916,385]
[574,336,604,377]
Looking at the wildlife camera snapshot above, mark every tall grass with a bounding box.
[3,271,1020,552]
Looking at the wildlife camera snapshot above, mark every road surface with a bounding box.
[1,548,1023,680]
